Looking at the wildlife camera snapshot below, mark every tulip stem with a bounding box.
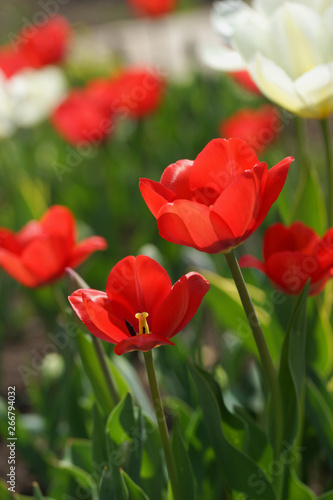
[224,250,283,456]
[320,118,333,227]
[143,350,181,500]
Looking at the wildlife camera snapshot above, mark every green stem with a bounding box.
[320,118,333,227]
[224,250,283,456]
[143,350,181,500]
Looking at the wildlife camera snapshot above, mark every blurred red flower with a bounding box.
[69,255,209,355]
[239,222,333,295]
[0,16,70,78]
[229,70,261,95]
[86,68,164,119]
[128,0,177,17]
[19,16,71,69]
[0,206,107,288]
[220,105,281,154]
[140,138,293,253]
[51,89,113,145]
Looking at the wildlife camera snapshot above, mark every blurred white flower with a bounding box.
[0,66,67,138]
[204,0,333,118]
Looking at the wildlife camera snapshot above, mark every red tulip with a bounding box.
[228,70,261,95]
[0,206,107,288]
[108,68,165,119]
[69,255,210,355]
[140,138,293,254]
[51,89,113,145]
[0,46,27,78]
[239,222,333,295]
[220,105,281,154]
[128,0,177,18]
[19,16,71,69]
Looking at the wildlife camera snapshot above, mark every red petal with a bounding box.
[263,222,320,261]
[255,157,294,229]
[238,255,266,273]
[21,235,67,283]
[153,272,210,339]
[106,255,171,317]
[190,138,259,196]
[0,228,20,253]
[114,334,174,356]
[0,249,38,287]
[265,251,310,295]
[157,199,235,253]
[160,160,194,199]
[16,221,43,248]
[139,178,175,218]
[211,167,262,239]
[69,290,117,343]
[69,236,107,268]
[82,292,129,342]
[40,205,75,251]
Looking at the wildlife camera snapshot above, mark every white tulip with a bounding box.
[205,0,333,118]
[0,66,67,138]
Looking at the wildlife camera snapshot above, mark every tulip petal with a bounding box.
[69,290,118,343]
[82,291,129,342]
[106,255,171,317]
[69,236,107,268]
[211,166,263,238]
[190,138,259,200]
[238,254,266,272]
[154,272,210,339]
[263,222,320,260]
[255,156,293,229]
[139,178,175,218]
[0,249,38,287]
[40,205,75,250]
[21,235,67,283]
[160,159,193,199]
[294,63,333,118]
[114,334,174,356]
[0,228,20,253]
[157,199,235,253]
[266,251,311,294]
[16,221,43,247]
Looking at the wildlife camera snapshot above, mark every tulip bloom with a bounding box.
[51,90,113,145]
[239,222,333,295]
[220,105,281,154]
[0,206,107,288]
[128,0,177,18]
[69,255,210,355]
[140,138,293,254]
[207,1,333,118]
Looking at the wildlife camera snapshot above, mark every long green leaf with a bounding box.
[171,418,197,500]
[121,470,150,500]
[189,364,277,500]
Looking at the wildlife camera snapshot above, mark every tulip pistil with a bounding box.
[135,312,150,335]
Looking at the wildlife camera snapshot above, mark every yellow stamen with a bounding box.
[135,312,150,335]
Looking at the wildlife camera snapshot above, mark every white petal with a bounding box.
[200,43,246,71]
[294,63,333,118]
[0,71,16,138]
[249,53,305,114]
[232,9,269,63]
[9,66,67,128]
[212,0,250,44]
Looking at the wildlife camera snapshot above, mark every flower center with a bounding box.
[135,312,150,335]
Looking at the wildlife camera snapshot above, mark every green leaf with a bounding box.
[288,470,316,500]
[121,470,150,500]
[291,167,327,235]
[172,419,196,500]
[99,465,128,500]
[278,282,309,445]
[63,439,92,474]
[189,364,277,500]
[92,403,108,480]
[305,378,333,470]
[202,270,283,363]
[56,461,95,491]
[106,393,143,486]
[75,329,114,415]
[32,482,44,500]
[308,299,333,377]
[318,492,333,500]
[0,480,12,500]
[139,415,165,500]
